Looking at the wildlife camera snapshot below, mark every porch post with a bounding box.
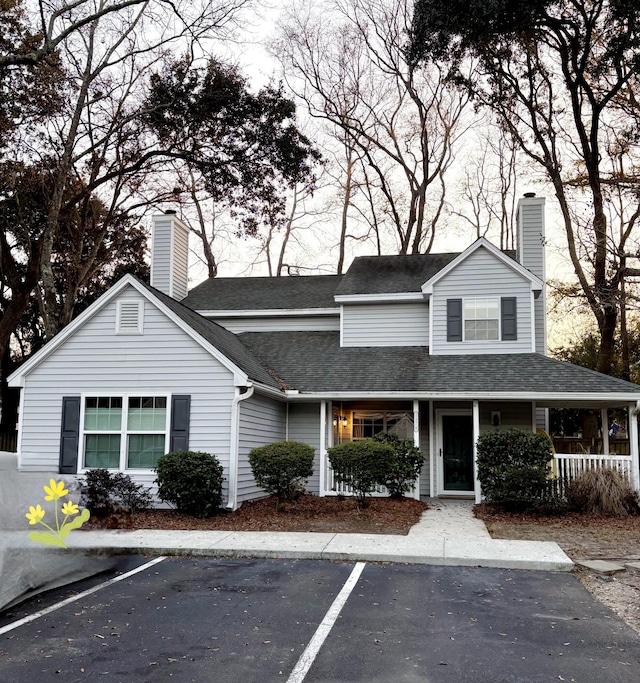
[473,400,481,504]
[629,403,640,491]
[601,408,610,454]
[413,399,420,500]
[319,400,327,497]
[429,400,435,498]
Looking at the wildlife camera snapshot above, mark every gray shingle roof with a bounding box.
[238,331,640,396]
[181,274,342,311]
[138,281,280,388]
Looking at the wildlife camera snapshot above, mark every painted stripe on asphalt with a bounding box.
[287,561,366,683]
[0,556,166,636]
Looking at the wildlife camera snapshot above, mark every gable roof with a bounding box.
[421,239,541,295]
[239,330,640,400]
[8,276,280,390]
[181,274,342,312]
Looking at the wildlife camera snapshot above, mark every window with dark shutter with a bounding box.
[501,297,517,341]
[447,299,463,341]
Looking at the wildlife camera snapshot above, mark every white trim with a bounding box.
[198,308,339,317]
[428,297,433,350]
[287,390,640,402]
[428,400,434,498]
[630,402,640,490]
[339,305,344,347]
[530,290,536,352]
[334,292,425,303]
[15,383,25,465]
[413,399,420,500]
[7,275,250,388]
[227,385,255,510]
[421,238,543,295]
[473,400,481,504]
[319,400,327,497]
[602,408,610,454]
[435,408,474,497]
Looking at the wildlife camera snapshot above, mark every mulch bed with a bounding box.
[85,495,428,535]
[475,503,640,560]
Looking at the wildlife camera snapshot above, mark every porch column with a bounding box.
[413,399,420,500]
[629,403,640,491]
[473,400,481,504]
[429,401,435,498]
[601,408,610,454]
[319,400,327,497]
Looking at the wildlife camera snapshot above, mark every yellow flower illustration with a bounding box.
[61,500,79,516]
[43,479,69,501]
[26,504,45,525]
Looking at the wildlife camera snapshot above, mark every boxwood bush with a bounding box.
[79,469,152,516]
[476,428,556,511]
[373,433,424,498]
[248,440,315,503]
[327,440,394,507]
[155,451,224,517]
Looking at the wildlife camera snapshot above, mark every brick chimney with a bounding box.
[150,210,190,300]
[517,194,546,354]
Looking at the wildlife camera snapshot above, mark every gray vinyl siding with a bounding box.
[237,393,286,503]
[171,221,189,301]
[518,199,546,354]
[213,315,340,333]
[478,401,533,433]
[287,403,322,494]
[431,247,533,355]
[341,303,429,347]
[150,216,172,297]
[17,286,236,500]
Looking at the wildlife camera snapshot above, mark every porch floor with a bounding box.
[410,498,491,539]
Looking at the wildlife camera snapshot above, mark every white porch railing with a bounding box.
[553,453,633,495]
[323,465,388,497]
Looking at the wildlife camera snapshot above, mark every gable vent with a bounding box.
[116,300,143,334]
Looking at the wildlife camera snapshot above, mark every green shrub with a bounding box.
[373,433,424,498]
[327,440,394,507]
[249,440,315,503]
[79,469,152,516]
[476,428,557,511]
[567,468,640,515]
[155,451,224,517]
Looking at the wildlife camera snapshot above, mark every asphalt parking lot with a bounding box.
[1,557,639,682]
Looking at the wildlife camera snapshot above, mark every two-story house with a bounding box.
[9,195,640,506]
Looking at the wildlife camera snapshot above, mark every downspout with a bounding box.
[227,385,255,510]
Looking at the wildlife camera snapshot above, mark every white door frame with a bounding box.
[435,408,474,497]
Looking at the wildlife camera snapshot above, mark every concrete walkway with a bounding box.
[10,499,568,573]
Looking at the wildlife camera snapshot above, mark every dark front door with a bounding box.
[442,414,474,491]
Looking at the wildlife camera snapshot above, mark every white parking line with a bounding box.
[287,561,366,683]
[0,556,166,636]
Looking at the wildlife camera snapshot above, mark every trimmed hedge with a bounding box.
[79,469,152,516]
[327,440,394,507]
[155,451,224,517]
[249,440,315,503]
[476,428,556,511]
[373,432,424,497]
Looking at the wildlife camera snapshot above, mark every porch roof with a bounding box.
[239,331,640,401]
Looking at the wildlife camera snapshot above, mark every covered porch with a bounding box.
[314,397,640,503]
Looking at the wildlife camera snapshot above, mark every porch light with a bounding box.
[333,415,348,428]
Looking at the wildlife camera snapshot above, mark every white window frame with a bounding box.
[79,392,170,473]
[463,297,500,342]
[116,300,144,335]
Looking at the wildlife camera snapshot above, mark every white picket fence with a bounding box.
[323,465,388,496]
[553,453,634,495]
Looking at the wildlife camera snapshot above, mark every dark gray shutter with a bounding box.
[447,298,463,342]
[59,396,81,474]
[170,395,191,452]
[501,297,517,340]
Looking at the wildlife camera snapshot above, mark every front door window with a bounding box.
[442,414,474,491]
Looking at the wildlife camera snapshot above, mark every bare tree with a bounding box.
[274,0,470,258]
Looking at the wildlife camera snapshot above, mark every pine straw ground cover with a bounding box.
[85,495,428,535]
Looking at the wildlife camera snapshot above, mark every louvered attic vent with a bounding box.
[116,300,143,334]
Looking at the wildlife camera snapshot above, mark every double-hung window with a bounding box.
[464,298,499,341]
[82,395,168,470]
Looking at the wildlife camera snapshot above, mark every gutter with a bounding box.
[227,384,255,511]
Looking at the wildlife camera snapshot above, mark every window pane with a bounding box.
[84,397,122,431]
[127,434,165,469]
[84,434,120,468]
[127,396,167,430]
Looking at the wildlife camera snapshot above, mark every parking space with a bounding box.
[1,557,639,682]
